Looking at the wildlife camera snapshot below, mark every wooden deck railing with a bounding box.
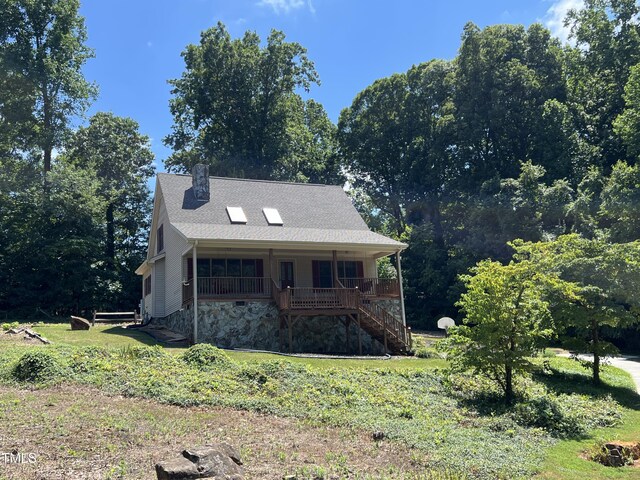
[339,277,399,297]
[183,277,271,303]
[277,287,360,311]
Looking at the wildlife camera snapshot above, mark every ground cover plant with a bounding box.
[1,328,638,480]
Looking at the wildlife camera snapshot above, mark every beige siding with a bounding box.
[153,258,165,317]
[164,225,189,316]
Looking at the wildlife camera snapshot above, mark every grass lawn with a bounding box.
[0,322,639,479]
[23,322,449,370]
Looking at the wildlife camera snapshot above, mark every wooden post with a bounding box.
[357,315,362,356]
[345,316,350,355]
[279,315,283,352]
[396,251,407,326]
[192,241,198,344]
[332,250,339,287]
[288,314,293,353]
[269,248,274,284]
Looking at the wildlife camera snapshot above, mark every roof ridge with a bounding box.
[158,172,342,188]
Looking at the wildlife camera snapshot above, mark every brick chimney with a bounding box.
[192,164,210,202]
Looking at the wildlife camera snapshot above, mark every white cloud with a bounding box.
[543,0,584,44]
[257,0,315,15]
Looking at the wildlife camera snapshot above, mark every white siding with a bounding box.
[164,225,189,316]
[153,258,166,317]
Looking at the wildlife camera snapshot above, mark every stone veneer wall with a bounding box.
[372,298,402,322]
[153,300,386,355]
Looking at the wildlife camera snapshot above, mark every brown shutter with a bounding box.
[256,259,264,277]
[187,258,193,279]
[312,260,320,288]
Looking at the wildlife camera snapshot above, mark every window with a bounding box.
[211,259,226,277]
[227,259,241,277]
[157,224,164,253]
[263,208,283,225]
[144,276,151,296]
[197,258,211,277]
[226,207,247,224]
[338,261,363,279]
[189,259,264,278]
[312,260,334,288]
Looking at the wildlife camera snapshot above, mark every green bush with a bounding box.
[13,349,65,382]
[181,344,231,368]
[117,345,167,360]
[1,321,19,331]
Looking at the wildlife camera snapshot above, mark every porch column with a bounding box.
[396,251,407,326]
[269,248,274,288]
[192,241,199,343]
[332,250,339,287]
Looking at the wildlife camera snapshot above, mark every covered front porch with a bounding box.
[181,247,403,306]
[180,243,411,353]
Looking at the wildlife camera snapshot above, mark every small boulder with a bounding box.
[156,443,243,479]
[372,431,385,441]
[70,316,91,331]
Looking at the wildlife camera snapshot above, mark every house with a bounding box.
[135,165,411,354]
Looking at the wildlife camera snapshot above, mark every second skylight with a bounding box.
[263,208,283,225]
[226,207,247,224]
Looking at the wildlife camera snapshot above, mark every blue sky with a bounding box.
[79,0,581,170]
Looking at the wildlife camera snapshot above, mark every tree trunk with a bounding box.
[592,318,600,386]
[505,365,513,404]
[106,202,115,270]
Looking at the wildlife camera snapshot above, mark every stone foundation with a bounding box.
[372,298,403,321]
[153,300,386,355]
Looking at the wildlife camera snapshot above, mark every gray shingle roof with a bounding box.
[157,173,405,250]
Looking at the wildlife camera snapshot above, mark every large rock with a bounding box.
[155,443,243,480]
[70,316,91,330]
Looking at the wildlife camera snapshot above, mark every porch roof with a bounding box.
[172,222,404,251]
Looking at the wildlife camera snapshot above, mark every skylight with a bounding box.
[263,208,283,225]
[226,207,247,224]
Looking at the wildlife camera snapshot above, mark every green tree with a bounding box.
[64,112,155,309]
[0,0,95,181]
[165,23,339,182]
[454,23,567,187]
[565,0,640,169]
[614,63,640,159]
[445,258,556,403]
[514,235,640,385]
[0,159,104,314]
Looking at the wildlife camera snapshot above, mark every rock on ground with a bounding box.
[155,443,243,479]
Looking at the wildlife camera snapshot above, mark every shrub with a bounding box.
[415,347,437,359]
[1,321,19,331]
[117,345,167,360]
[181,344,231,368]
[13,350,65,382]
[513,396,581,437]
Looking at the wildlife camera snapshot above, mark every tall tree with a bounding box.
[614,63,640,159]
[164,23,340,183]
[454,23,567,187]
[0,0,95,182]
[515,236,640,385]
[338,60,455,236]
[0,159,104,314]
[64,112,155,309]
[565,0,640,170]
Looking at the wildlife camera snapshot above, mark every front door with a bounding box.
[280,261,295,289]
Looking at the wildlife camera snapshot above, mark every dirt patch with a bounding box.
[0,384,423,479]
